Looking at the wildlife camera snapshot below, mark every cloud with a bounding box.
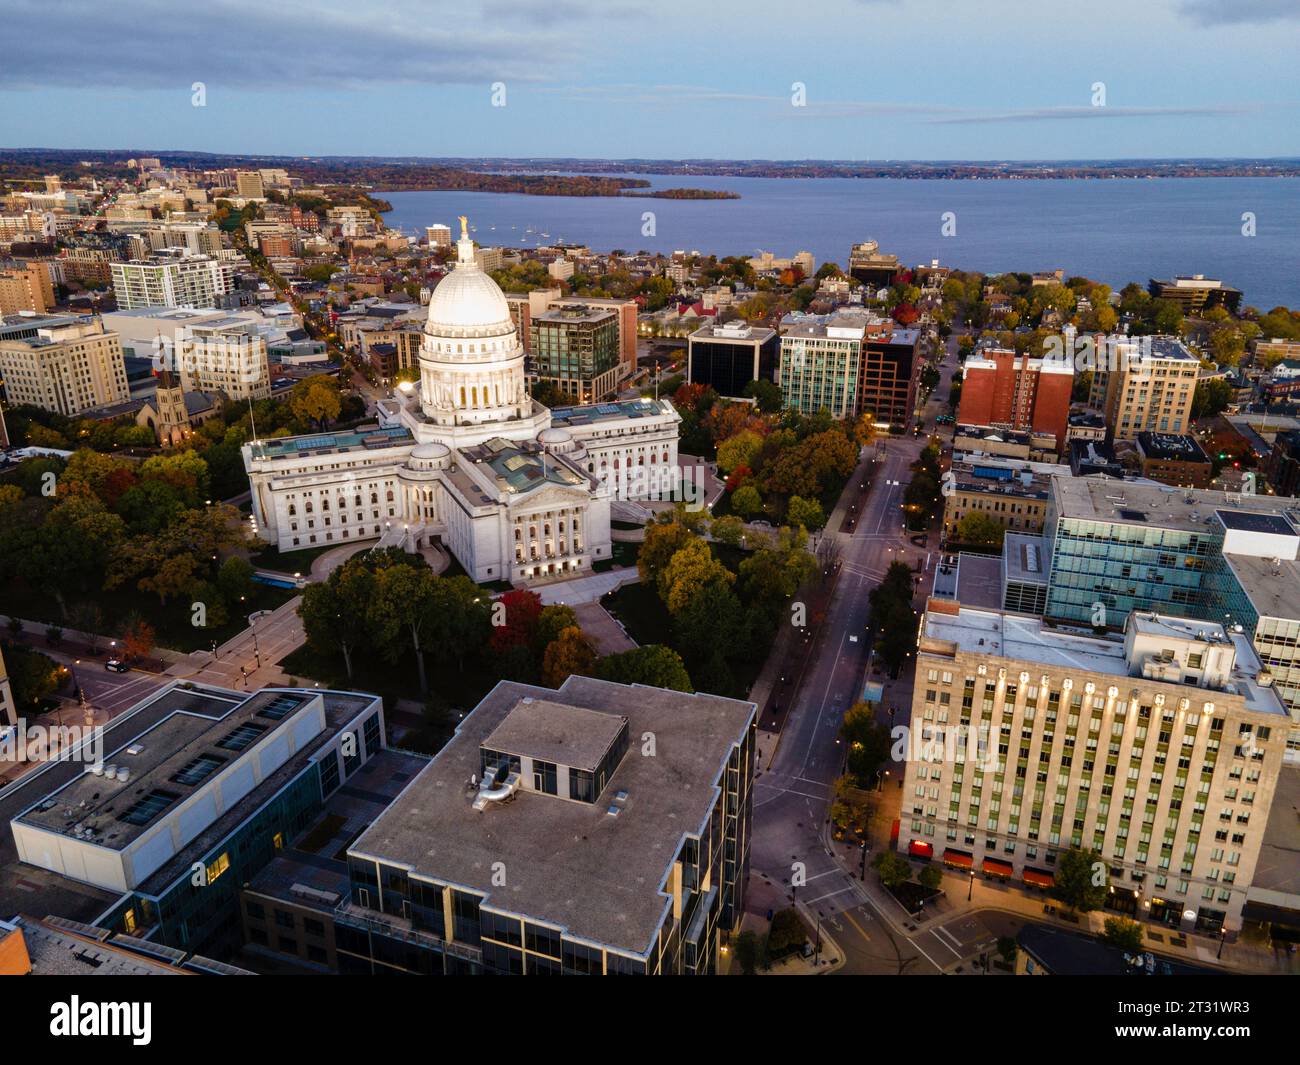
[1177,0,1300,24]
[0,0,598,89]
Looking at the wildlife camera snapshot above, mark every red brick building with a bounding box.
[957,347,1074,452]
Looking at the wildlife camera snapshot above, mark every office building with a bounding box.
[331,675,756,974]
[1089,337,1199,442]
[1135,432,1214,489]
[528,303,621,404]
[3,682,385,957]
[0,317,128,416]
[426,224,452,248]
[941,457,1062,542]
[0,262,55,315]
[110,251,237,311]
[958,346,1074,451]
[688,319,779,400]
[858,319,921,429]
[1148,276,1243,316]
[778,314,865,419]
[900,605,1287,936]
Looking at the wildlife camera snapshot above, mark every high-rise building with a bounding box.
[900,604,1286,938]
[1089,337,1199,442]
[528,303,621,403]
[778,314,865,419]
[173,318,272,401]
[235,171,266,200]
[329,675,756,974]
[0,262,55,315]
[858,319,922,429]
[957,345,1074,451]
[110,251,236,311]
[688,319,779,399]
[426,224,452,248]
[0,317,128,416]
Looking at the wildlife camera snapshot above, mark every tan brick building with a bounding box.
[899,605,1287,937]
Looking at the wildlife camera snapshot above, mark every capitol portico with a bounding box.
[242,218,681,584]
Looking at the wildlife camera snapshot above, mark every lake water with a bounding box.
[383,175,1300,309]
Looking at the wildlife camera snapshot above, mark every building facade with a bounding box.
[0,317,128,416]
[1089,337,1199,443]
[900,605,1286,936]
[957,346,1074,452]
[687,320,778,399]
[528,303,621,403]
[110,251,236,310]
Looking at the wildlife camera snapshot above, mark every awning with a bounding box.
[943,849,973,870]
[908,840,934,858]
[1023,867,1054,888]
[982,857,1014,877]
[890,819,900,846]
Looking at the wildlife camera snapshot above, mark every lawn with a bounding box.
[2,580,295,654]
[247,542,337,575]
[601,581,672,648]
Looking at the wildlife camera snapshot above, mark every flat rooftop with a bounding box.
[484,699,626,773]
[921,606,1287,718]
[549,397,675,428]
[1004,532,1050,585]
[1051,477,1300,534]
[247,425,412,462]
[16,688,318,848]
[1221,552,1300,621]
[1136,432,1210,463]
[349,675,755,957]
[1246,764,1300,904]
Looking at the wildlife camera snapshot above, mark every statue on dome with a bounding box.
[459,215,469,241]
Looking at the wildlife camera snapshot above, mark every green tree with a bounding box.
[716,429,764,475]
[742,378,783,414]
[1102,916,1144,953]
[368,564,440,693]
[658,538,734,614]
[1053,847,1109,914]
[290,376,342,430]
[730,484,763,519]
[840,701,893,786]
[595,645,692,691]
[786,495,825,530]
[708,513,745,547]
[873,850,912,889]
[955,511,1005,547]
[299,561,378,679]
[918,864,944,891]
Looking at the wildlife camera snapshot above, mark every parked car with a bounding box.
[105,659,130,673]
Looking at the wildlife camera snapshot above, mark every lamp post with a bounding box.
[968,869,975,901]
[1217,927,1227,959]
[247,612,262,670]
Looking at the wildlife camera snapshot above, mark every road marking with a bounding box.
[804,886,855,905]
[841,907,872,943]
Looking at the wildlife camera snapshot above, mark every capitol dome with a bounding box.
[426,218,512,336]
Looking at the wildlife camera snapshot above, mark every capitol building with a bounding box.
[242,220,681,584]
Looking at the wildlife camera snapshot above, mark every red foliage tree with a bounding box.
[489,589,544,653]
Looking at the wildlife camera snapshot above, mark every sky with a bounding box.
[1,0,1298,160]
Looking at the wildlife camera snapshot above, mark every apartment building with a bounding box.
[0,262,55,315]
[0,317,128,416]
[859,319,922,429]
[941,458,1063,541]
[528,303,622,403]
[174,317,272,401]
[958,346,1074,451]
[900,606,1287,937]
[1088,337,1199,442]
[110,251,236,310]
[327,675,755,975]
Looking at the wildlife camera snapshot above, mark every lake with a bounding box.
[382,175,1300,309]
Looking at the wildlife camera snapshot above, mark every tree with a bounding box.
[709,513,745,547]
[422,575,492,674]
[955,511,1005,548]
[873,850,912,889]
[489,589,544,654]
[535,603,578,654]
[1053,847,1109,914]
[2,644,61,708]
[716,429,764,475]
[742,378,783,414]
[290,376,342,430]
[216,556,255,606]
[766,908,810,957]
[840,702,893,786]
[918,864,944,891]
[121,617,156,661]
[595,645,692,691]
[1191,377,1233,420]
[1102,916,1144,953]
[299,561,377,679]
[996,936,1019,966]
[786,495,825,530]
[637,518,697,588]
[541,625,596,687]
[730,484,763,519]
[368,564,441,694]
[732,930,763,975]
[658,538,734,614]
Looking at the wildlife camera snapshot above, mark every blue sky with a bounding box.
[1,0,1298,160]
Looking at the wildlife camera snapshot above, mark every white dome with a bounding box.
[426,266,511,333]
[410,442,450,460]
[538,427,573,445]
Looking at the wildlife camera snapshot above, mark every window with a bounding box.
[219,722,267,751]
[171,752,226,786]
[119,789,180,827]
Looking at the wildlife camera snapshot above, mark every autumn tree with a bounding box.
[541,625,596,687]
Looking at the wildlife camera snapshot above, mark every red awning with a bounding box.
[1023,868,1054,888]
[908,840,934,858]
[943,849,973,869]
[982,857,1014,877]
[890,818,900,845]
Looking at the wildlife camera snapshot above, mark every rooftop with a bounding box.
[920,606,1287,718]
[349,676,755,957]
[459,436,587,495]
[484,698,626,772]
[1136,432,1211,464]
[1051,477,1300,534]
[1003,532,1050,585]
[549,396,675,428]
[1220,553,1300,622]
[247,424,412,462]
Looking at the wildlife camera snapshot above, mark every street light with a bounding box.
[968,869,975,901]
[1217,927,1227,959]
